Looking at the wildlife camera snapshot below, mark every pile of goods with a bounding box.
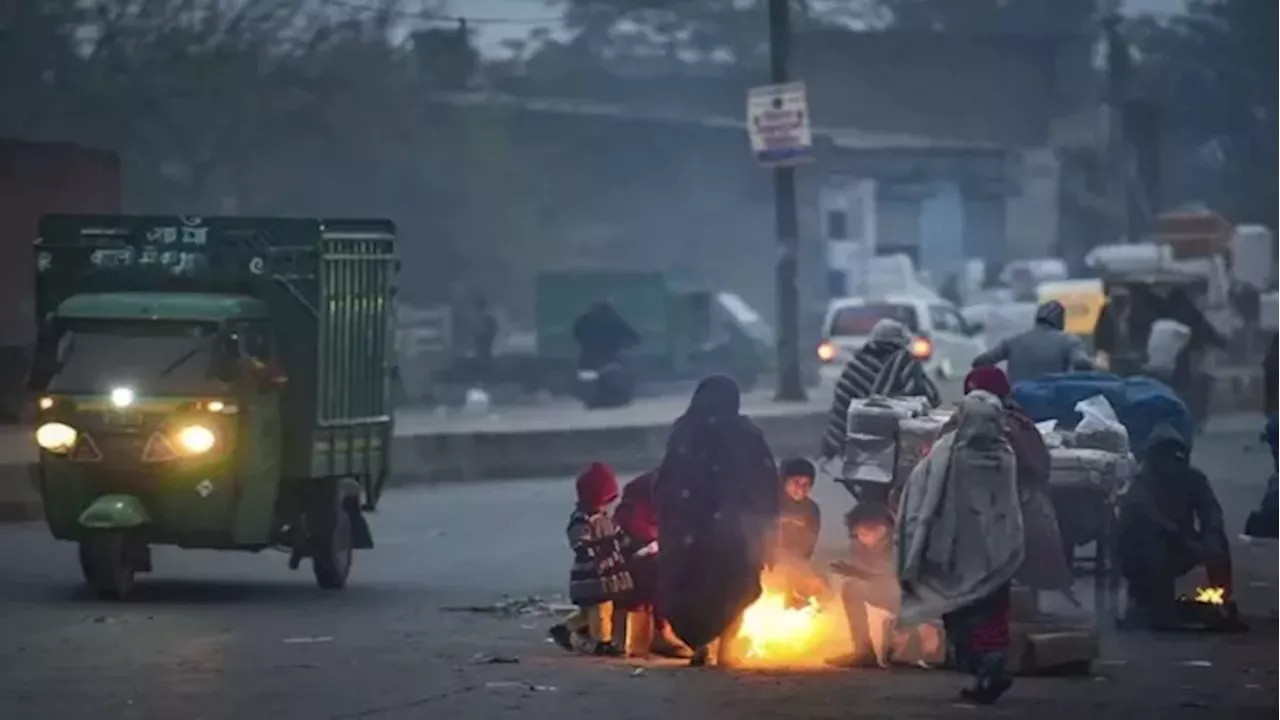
[841,394,1137,497]
[841,396,951,498]
[1035,395,1136,496]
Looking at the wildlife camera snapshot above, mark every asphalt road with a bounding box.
[0,424,1276,720]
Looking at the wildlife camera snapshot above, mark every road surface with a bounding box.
[0,421,1275,720]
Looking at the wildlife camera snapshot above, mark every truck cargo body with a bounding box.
[0,140,121,412]
[35,215,397,495]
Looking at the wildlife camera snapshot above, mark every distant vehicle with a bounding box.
[1037,278,1106,338]
[816,295,985,381]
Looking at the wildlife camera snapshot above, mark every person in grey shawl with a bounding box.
[821,318,941,459]
[896,390,1024,704]
[971,300,1094,386]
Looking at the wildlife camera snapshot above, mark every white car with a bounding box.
[817,295,986,381]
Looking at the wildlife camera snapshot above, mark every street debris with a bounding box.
[469,652,519,665]
[282,636,333,644]
[1179,660,1213,668]
[483,681,556,692]
[441,595,573,618]
[630,667,646,677]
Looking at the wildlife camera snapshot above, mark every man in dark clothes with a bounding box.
[470,296,498,386]
[1094,284,1146,375]
[1266,334,1278,418]
[572,301,640,371]
[1244,412,1280,538]
[1118,424,1236,628]
[778,458,821,561]
[1161,287,1226,425]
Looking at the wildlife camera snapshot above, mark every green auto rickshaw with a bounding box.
[27,214,396,599]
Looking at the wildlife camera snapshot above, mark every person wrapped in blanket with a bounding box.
[611,471,693,659]
[548,462,634,656]
[1246,412,1280,539]
[897,390,1025,706]
[655,375,781,668]
[821,318,941,461]
[943,367,1076,603]
[1118,424,1240,630]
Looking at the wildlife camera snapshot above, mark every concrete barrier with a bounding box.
[391,408,827,483]
[2,368,1263,523]
[0,392,832,523]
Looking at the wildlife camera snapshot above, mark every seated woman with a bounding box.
[1118,424,1238,629]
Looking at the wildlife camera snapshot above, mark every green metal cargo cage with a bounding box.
[35,214,398,504]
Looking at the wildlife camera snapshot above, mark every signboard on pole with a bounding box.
[747,82,813,167]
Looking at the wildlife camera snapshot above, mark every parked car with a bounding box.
[817,295,985,381]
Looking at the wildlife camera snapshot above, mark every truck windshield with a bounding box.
[47,320,229,396]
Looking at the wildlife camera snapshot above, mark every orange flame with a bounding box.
[731,567,852,668]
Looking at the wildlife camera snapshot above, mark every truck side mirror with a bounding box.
[254,362,288,392]
[26,321,62,391]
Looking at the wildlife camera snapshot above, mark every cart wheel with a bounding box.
[79,533,136,600]
[312,506,354,590]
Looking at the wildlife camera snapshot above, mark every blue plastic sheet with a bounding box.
[1011,372,1194,455]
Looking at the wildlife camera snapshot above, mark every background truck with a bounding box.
[0,139,121,419]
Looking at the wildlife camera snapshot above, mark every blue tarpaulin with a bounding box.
[1011,372,1194,455]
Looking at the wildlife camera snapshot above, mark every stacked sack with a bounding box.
[1037,395,1136,495]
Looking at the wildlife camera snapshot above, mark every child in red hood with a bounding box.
[614,471,693,659]
[549,463,633,656]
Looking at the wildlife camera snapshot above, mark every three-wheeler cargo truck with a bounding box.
[27,214,397,599]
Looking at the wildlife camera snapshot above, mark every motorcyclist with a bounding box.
[572,301,640,371]
[971,300,1094,385]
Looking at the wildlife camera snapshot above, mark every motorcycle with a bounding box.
[574,361,635,409]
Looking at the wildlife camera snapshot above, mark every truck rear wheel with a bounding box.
[311,506,354,590]
[79,533,136,600]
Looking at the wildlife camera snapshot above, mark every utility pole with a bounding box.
[1101,9,1131,244]
[768,0,806,402]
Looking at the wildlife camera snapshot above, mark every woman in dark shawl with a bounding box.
[655,375,781,667]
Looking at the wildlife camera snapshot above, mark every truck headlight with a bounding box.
[36,422,78,454]
[110,386,135,408]
[176,424,217,455]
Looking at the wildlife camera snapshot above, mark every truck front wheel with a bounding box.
[311,506,354,590]
[79,533,137,600]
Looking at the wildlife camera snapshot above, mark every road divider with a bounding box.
[1,367,1262,522]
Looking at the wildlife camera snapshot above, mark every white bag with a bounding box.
[1073,394,1129,455]
[1144,318,1192,375]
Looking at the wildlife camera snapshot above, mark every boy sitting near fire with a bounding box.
[828,502,943,668]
